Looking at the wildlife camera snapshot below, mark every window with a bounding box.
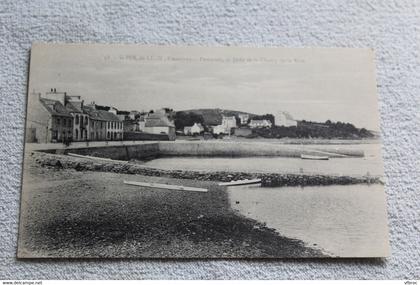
[57,118,60,125]
[75,115,79,125]
[75,129,78,140]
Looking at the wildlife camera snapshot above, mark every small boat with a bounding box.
[219,179,262,186]
[124,180,208,193]
[300,154,329,160]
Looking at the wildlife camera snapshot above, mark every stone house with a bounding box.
[65,96,91,141]
[100,110,123,140]
[138,115,146,131]
[26,91,73,143]
[249,119,272,128]
[81,106,107,141]
[143,113,176,140]
[238,113,250,125]
[212,116,237,135]
[190,123,204,135]
[83,104,123,141]
[183,126,192,135]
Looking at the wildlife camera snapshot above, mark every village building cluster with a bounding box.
[26,89,175,143]
[182,111,297,137]
[26,88,298,144]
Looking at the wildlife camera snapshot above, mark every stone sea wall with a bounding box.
[31,151,382,187]
[40,143,160,161]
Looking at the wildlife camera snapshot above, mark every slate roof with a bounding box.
[82,106,121,122]
[40,98,73,117]
[97,110,121,122]
[65,102,83,113]
[82,106,103,121]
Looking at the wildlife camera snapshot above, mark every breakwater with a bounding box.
[31,151,381,187]
[158,141,364,158]
[39,143,160,161]
[35,141,364,160]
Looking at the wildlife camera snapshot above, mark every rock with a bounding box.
[93,163,102,170]
[74,163,84,171]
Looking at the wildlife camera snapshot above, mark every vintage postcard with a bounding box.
[18,43,389,258]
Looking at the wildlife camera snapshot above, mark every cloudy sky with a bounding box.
[28,44,381,130]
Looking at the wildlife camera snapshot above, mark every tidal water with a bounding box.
[141,142,388,256]
[228,184,389,257]
[143,144,383,176]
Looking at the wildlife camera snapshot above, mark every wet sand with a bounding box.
[228,184,389,257]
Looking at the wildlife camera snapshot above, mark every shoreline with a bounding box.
[19,141,382,258]
[18,160,326,258]
[30,151,383,187]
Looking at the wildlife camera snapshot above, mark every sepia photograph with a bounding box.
[18,43,389,258]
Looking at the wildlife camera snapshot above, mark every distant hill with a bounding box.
[178,108,257,125]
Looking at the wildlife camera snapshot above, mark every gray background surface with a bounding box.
[0,0,419,279]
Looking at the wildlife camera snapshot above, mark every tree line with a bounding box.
[253,120,374,139]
